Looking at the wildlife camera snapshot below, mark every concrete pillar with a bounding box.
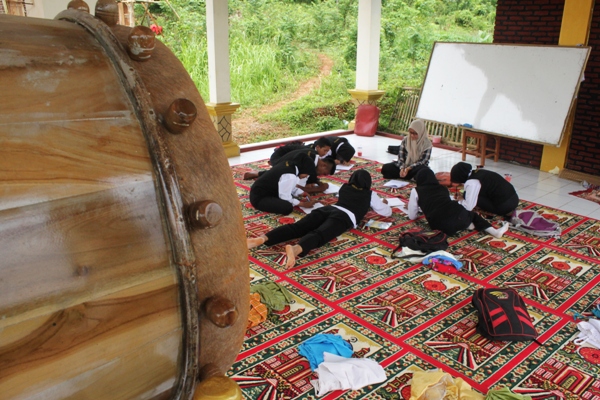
[348,0,385,130]
[540,0,594,172]
[206,0,241,157]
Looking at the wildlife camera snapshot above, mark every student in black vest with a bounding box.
[247,169,392,268]
[268,137,332,166]
[249,152,321,215]
[328,136,356,165]
[450,162,519,219]
[244,148,336,193]
[407,168,509,237]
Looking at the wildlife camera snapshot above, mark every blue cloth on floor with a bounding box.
[422,254,463,270]
[298,333,353,370]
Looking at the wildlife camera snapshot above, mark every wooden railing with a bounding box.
[386,87,464,148]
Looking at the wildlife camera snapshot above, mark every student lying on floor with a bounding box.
[267,137,332,166]
[407,167,509,237]
[247,169,391,268]
[244,148,336,194]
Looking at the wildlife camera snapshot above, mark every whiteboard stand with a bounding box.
[461,130,500,167]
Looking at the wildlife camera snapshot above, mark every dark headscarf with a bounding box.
[415,167,440,187]
[348,169,372,190]
[450,162,472,183]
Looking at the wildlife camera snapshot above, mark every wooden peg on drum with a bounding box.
[67,0,89,13]
[127,26,155,62]
[94,0,118,26]
[163,98,198,134]
[187,200,223,229]
[202,296,239,328]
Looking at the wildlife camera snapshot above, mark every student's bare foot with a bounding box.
[247,236,266,249]
[285,244,302,268]
[243,171,259,180]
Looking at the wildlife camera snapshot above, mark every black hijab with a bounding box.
[348,169,372,190]
[450,162,472,183]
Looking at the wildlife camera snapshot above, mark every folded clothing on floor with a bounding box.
[311,352,386,397]
[298,333,354,370]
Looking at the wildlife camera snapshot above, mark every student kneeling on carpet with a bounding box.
[448,162,520,219]
[381,119,432,181]
[249,152,325,215]
[247,169,392,268]
[408,168,509,237]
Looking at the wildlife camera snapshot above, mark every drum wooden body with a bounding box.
[0,11,248,400]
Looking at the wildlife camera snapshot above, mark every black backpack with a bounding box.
[392,228,448,256]
[472,288,539,342]
[387,145,400,155]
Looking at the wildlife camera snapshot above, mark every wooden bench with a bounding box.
[461,130,500,167]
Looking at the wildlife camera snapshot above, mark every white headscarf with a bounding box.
[405,119,432,166]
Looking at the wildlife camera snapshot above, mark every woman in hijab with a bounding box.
[247,170,392,268]
[407,168,509,237]
[381,119,433,180]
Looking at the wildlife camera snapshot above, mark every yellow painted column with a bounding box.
[205,102,241,157]
[347,89,385,129]
[540,0,594,172]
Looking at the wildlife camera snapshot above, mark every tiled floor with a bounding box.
[229,133,600,219]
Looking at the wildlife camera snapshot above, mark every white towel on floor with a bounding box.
[310,352,387,397]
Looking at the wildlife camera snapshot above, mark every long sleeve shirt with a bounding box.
[334,192,392,228]
[278,167,301,206]
[458,179,481,211]
[394,138,432,170]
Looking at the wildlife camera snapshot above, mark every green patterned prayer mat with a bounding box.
[231,157,600,399]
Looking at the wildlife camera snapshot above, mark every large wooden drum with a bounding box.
[0,9,248,400]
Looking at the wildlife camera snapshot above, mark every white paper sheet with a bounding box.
[384,197,404,207]
[384,180,409,188]
[335,164,353,171]
[300,202,324,214]
[323,183,341,194]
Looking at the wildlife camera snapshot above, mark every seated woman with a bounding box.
[449,162,519,219]
[247,170,392,268]
[407,168,509,237]
[381,119,432,180]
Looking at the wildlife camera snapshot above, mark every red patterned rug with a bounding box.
[569,185,600,206]
[231,157,600,399]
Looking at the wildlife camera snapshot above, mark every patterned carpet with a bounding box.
[230,157,600,400]
[569,186,600,206]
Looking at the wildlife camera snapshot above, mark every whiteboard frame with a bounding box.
[415,42,590,146]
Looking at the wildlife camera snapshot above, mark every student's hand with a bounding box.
[399,168,408,178]
[317,182,329,190]
[382,198,388,204]
[299,199,317,208]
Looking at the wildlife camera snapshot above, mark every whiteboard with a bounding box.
[415,42,590,146]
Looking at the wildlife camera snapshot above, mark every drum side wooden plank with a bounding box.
[0,119,154,211]
[0,16,133,124]
[0,285,181,400]
[0,180,172,325]
[111,25,251,374]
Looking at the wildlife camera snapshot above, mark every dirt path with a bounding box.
[233,53,334,145]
